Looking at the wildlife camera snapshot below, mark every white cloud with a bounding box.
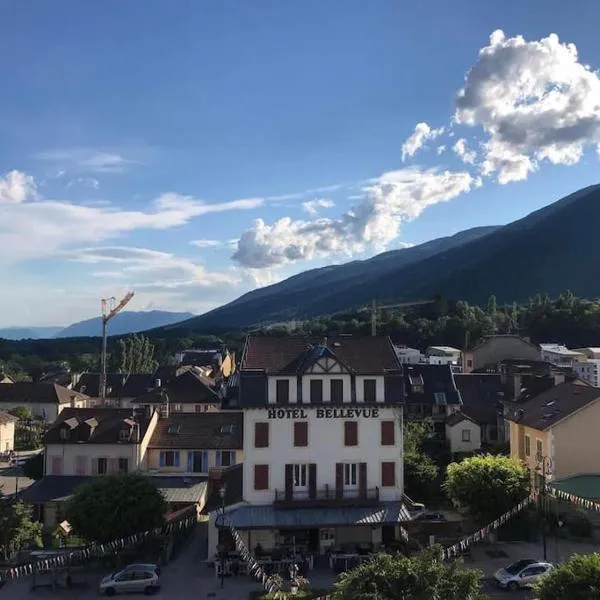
[232,167,474,269]
[0,170,37,204]
[436,145,446,155]
[36,149,142,174]
[452,138,477,165]
[401,122,444,161]
[301,198,335,216]
[189,239,223,248]
[455,29,600,183]
[67,177,100,190]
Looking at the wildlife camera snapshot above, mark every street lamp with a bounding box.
[218,484,227,589]
[535,453,553,561]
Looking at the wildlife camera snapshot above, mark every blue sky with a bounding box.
[2,0,600,326]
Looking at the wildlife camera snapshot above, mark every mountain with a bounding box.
[165,183,600,332]
[165,226,500,332]
[54,310,195,338]
[0,326,62,340]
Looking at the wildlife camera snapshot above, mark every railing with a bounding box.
[273,486,379,508]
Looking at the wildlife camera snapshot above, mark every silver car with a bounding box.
[494,559,553,591]
[98,565,160,596]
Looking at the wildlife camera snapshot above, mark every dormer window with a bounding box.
[220,423,234,435]
[412,384,424,393]
[59,428,69,441]
[167,424,181,435]
[119,428,131,442]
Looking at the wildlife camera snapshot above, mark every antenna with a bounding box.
[99,291,134,405]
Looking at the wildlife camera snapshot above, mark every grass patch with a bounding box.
[249,589,331,600]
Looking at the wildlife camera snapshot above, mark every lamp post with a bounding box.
[218,484,227,589]
[536,453,553,562]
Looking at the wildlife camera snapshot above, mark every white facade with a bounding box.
[243,404,403,505]
[445,418,481,454]
[0,420,16,453]
[539,344,585,368]
[572,360,600,388]
[394,347,425,364]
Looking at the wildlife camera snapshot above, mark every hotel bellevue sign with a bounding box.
[267,407,380,419]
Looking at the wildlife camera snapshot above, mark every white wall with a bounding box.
[45,442,139,476]
[0,401,85,423]
[445,420,481,454]
[243,406,403,505]
[0,421,15,452]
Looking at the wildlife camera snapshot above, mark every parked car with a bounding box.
[412,511,447,523]
[494,559,553,590]
[98,564,160,596]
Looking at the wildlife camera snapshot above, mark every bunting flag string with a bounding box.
[442,491,537,560]
[226,520,283,596]
[2,507,197,582]
[549,486,600,512]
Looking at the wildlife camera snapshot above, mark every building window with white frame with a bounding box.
[461,429,471,442]
[343,463,358,489]
[293,464,307,490]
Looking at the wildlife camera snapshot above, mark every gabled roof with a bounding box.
[0,411,18,425]
[453,374,504,424]
[468,334,540,353]
[508,382,600,431]
[45,407,153,444]
[74,372,155,398]
[403,364,461,406]
[203,463,244,513]
[241,336,401,375]
[0,383,88,405]
[446,411,478,426]
[147,412,243,449]
[135,368,220,406]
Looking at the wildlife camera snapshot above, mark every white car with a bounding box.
[494,559,553,591]
[98,565,160,596]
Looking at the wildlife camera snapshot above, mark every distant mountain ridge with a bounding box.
[162,183,600,333]
[0,326,62,340]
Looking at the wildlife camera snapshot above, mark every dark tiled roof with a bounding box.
[153,366,178,386]
[39,372,72,387]
[0,411,18,425]
[147,412,243,449]
[446,411,478,426]
[509,382,600,431]
[21,475,207,504]
[181,350,222,368]
[453,374,504,425]
[241,336,401,375]
[0,383,88,405]
[122,374,155,396]
[403,364,461,406]
[44,407,153,444]
[203,464,244,513]
[74,373,155,398]
[134,369,221,406]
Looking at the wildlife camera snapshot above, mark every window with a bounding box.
[276,379,290,405]
[97,457,108,475]
[119,428,131,442]
[254,422,269,448]
[434,392,447,406]
[118,458,129,473]
[310,379,323,404]
[254,464,269,490]
[75,456,86,476]
[536,439,543,458]
[461,429,471,442]
[172,404,183,413]
[195,405,203,413]
[343,463,358,488]
[467,359,473,368]
[293,464,307,489]
[344,421,358,446]
[380,421,395,446]
[220,423,234,435]
[159,450,180,468]
[167,424,181,434]
[216,450,236,467]
[381,462,396,487]
[50,456,63,475]
[59,427,69,441]
[188,451,209,473]
[293,422,308,447]
[330,379,343,403]
[363,379,377,403]
[525,435,531,457]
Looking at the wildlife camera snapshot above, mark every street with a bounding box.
[482,578,535,599]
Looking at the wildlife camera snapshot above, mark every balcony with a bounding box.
[273,486,380,509]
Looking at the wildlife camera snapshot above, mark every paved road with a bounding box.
[482,578,535,599]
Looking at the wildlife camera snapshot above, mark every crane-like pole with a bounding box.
[99,291,134,405]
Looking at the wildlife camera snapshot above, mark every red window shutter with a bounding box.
[285,464,294,500]
[308,463,317,499]
[359,463,367,498]
[344,421,358,446]
[380,421,395,446]
[294,422,308,447]
[254,465,269,490]
[381,462,396,487]
[335,463,344,499]
[254,422,269,448]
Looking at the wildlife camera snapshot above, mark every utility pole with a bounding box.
[99,292,134,405]
[536,453,553,562]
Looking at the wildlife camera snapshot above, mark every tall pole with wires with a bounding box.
[536,453,553,562]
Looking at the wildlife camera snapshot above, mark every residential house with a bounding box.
[462,335,541,373]
[573,348,600,360]
[0,373,15,384]
[73,372,155,408]
[539,344,585,368]
[426,346,461,365]
[507,381,600,482]
[0,383,88,422]
[453,374,505,444]
[39,371,75,389]
[0,411,18,453]
[394,346,425,364]
[572,360,600,388]
[209,335,408,559]
[176,347,235,380]
[403,364,462,439]
[145,411,243,475]
[445,412,481,455]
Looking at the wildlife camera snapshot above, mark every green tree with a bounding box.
[0,497,43,560]
[65,473,167,544]
[403,419,439,502]
[444,454,529,524]
[534,553,600,599]
[486,294,497,316]
[115,334,157,374]
[22,452,44,481]
[8,406,33,421]
[331,547,486,600]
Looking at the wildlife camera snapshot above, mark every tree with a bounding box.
[8,406,33,421]
[114,334,157,374]
[534,553,600,599]
[444,454,529,524]
[403,419,439,502]
[331,547,486,600]
[22,452,44,481]
[65,473,167,544]
[486,294,497,316]
[0,497,42,560]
